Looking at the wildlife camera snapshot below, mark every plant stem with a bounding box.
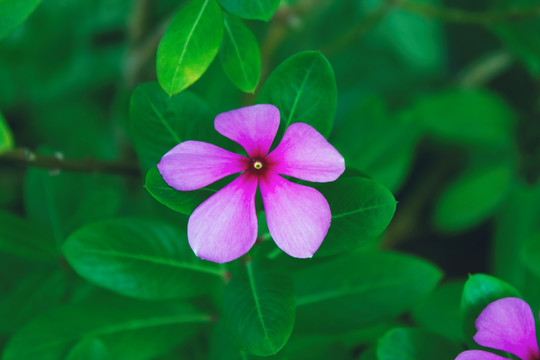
[0,148,140,177]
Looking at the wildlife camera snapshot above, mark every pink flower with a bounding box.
[456,297,540,360]
[157,104,345,263]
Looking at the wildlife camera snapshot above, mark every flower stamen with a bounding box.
[253,160,263,170]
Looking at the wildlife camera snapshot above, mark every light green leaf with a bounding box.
[218,0,280,21]
[129,82,215,172]
[316,175,397,256]
[63,218,224,300]
[156,0,224,95]
[223,261,295,356]
[0,0,41,39]
[414,88,515,147]
[377,328,461,360]
[257,51,337,138]
[460,274,520,344]
[220,14,261,92]
[0,111,14,152]
[434,162,514,231]
[145,167,215,215]
[294,250,442,333]
[66,338,111,360]
[2,296,211,360]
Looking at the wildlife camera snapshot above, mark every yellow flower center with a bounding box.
[253,160,263,170]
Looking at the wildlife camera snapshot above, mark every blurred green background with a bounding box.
[1,0,540,358]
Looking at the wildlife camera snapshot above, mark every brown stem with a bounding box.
[0,149,140,177]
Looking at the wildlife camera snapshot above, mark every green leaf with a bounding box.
[414,89,515,147]
[145,167,215,215]
[219,14,261,93]
[0,270,66,334]
[63,218,224,300]
[66,338,111,360]
[156,0,224,95]
[376,328,461,360]
[460,274,521,343]
[0,0,41,39]
[129,82,215,172]
[2,296,211,360]
[223,261,296,356]
[257,51,337,138]
[434,162,514,231]
[294,250,442,333]
[316,175,397,256]
[521,232,540,280]
[24,168,122,245]
[0,210,57,261]
[330,98,422,191]
[0,111,14,152]
[218,0,280,21]
[412,280,465,342]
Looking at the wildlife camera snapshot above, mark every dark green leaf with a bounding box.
[0,210,57,261]
[145,167,215,215]
[0,0,41,39]
[460,274,520,343]
[412,280,464,341]
[376,328,461,360]
[66,338,111,360]
[434,162,514,231]
[414,89,515,147]
[257,51,337,138]
[220,14,261,92]
[218,0,280,21]
[294,250,442,333]
[129,82,215,172]
[521,232,540,281]
[63,218,224,300]
[316,175,397,256]
[2,296,211,360]
[0,270,66,334]
[156,0,224,95]
[223,261,295,356]
[0,110,14,152]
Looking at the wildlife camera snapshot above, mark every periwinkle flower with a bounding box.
[158,104,345,263]
[456,297,540,360]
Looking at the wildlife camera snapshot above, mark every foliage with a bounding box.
[1,0,540,358]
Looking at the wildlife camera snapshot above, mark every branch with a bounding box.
[0,149,141,177]
[401,1,540,25]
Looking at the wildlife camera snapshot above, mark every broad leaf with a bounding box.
[377,328,461,360]
[521,232,540,282]
[412,280,464,341]
[414,89,515,147]
[294,250,442,333]
[220,14,261,93]
[316,175,397,256]
[2,296,211,360]
[0,210,57,261]
[0,110,14,152]
[223,261,295,356]
[63,218,224,300]
[156,0,224,95]
[434,162,513,231]
[129,82,215,172]
[218,0,280,21]
[145,167,215,215]
[257,51,337,138]
[66,338,111,360]
[0,0,41,39]
[460,273,521,344]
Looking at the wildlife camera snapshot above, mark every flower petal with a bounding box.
[260,171,331,258]
[474,297,539,360]
[455,350,512,360]
[266,123,345,182]
[158,140,248,191]
[187,172,258,263]
[214,104,280,158]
